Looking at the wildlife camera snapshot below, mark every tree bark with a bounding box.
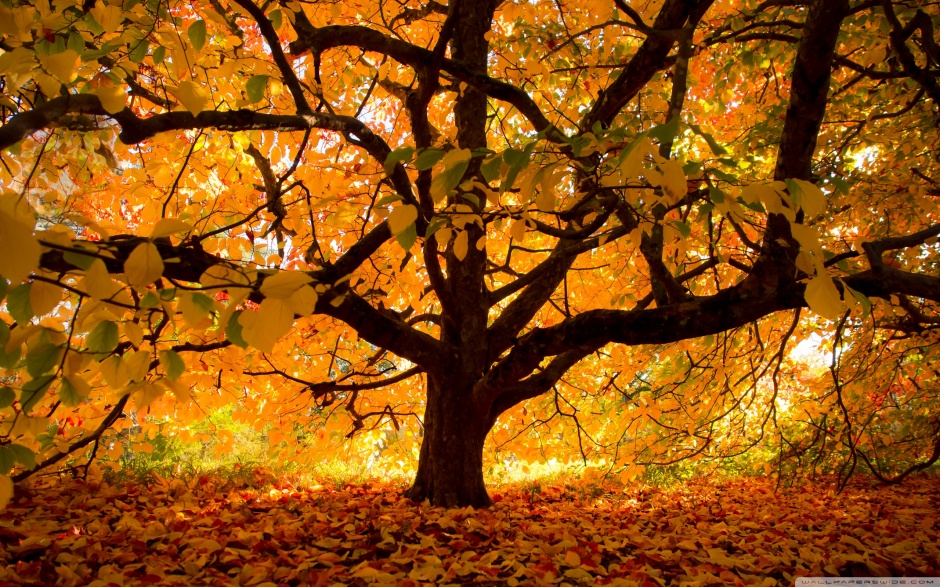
[403,375,492,507]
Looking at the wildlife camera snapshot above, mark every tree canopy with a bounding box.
[0,0,939,507]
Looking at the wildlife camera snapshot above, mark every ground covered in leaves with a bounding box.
[1,474,937,586]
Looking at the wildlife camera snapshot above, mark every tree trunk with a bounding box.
[404,375,492,507]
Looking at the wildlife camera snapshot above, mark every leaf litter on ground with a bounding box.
[1,474,937,586]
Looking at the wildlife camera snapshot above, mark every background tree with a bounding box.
[0,0,938,507]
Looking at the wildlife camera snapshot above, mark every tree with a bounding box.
[1,0,939,507]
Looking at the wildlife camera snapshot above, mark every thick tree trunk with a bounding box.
[404,375,492,507]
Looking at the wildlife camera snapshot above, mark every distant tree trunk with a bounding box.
[404,375,492,507]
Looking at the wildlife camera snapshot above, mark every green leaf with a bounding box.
[844,282,871,320]
[6,284,33,324]
[672,220,691,239]
[430,149,471,202]
[158,350,185,380]
[376,194,403,207]
[67,32,85,54]
[140,291,160,308]
[829,175,850,194]
[500,145,533,193]
[425,216,448,239]
[0,320,17,370]
[86,320,119,354]
[395,222,417,251]
[0,447,13,475]
[738,197,765,213]
[267,9,282,30]
[59,377,87,407]
[7,444,36,470]
[225,311,248,348]
[710,168,738,183]
[648,117,680,147]
[20,375,54,413]
[63,250,96,270]
[0,343,19,370]
[152,45,166,65]
[25,343,61,378]
[708,186,726,204]
[480,155,501,184]
[246,75,269,103]
[81,42,122,61]
[0,387,14,409]
[461,193,480,208]
[187,19,207,51]
[84,12,104,36]
[129,39,149,63]
[414,148,445,171]
[687,123,728,155]
[190,291,215,314]
[383,147,414,175]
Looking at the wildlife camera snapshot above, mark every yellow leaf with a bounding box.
[536,188,554,213]
[150,217,193,239]
[659,159,686,202]
[157,378,191,402]
[563,568,593,581]
[64,373,92,397]
[430,148,472,202]
[178,291,212,325]
[789,223,823,258]
[173,81,207,115]
[239,298,294,353]
[124,242,164,290]
[620,138,652,181]
[11,415,49,438]
[37,50,79,83]
[789,178,827,217]
[453,229,469,261]
[0,475,11,511]
[706,548,739,567]
[563,550,581,567]
[740,182,775,205]
[92,85,127,114]
[260,271,313,299]
[201,264,252,288]
[29,279,61,317]
[123,350,150,382]
[98,356,129,388]
[0,209,40,284]
[509,219,526,240]
[123,322,144,347]
[805,275,842,319]
[388,204,418,235]
[82,259,120,300]
[0,47,35,76]
[132,383,165,410]
[288,284,318,316]
[91,3,122,33]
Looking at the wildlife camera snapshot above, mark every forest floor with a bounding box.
[0,473,937,586]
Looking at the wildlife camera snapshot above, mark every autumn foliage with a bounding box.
[2,476,938,585]
[1,0,939,509]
